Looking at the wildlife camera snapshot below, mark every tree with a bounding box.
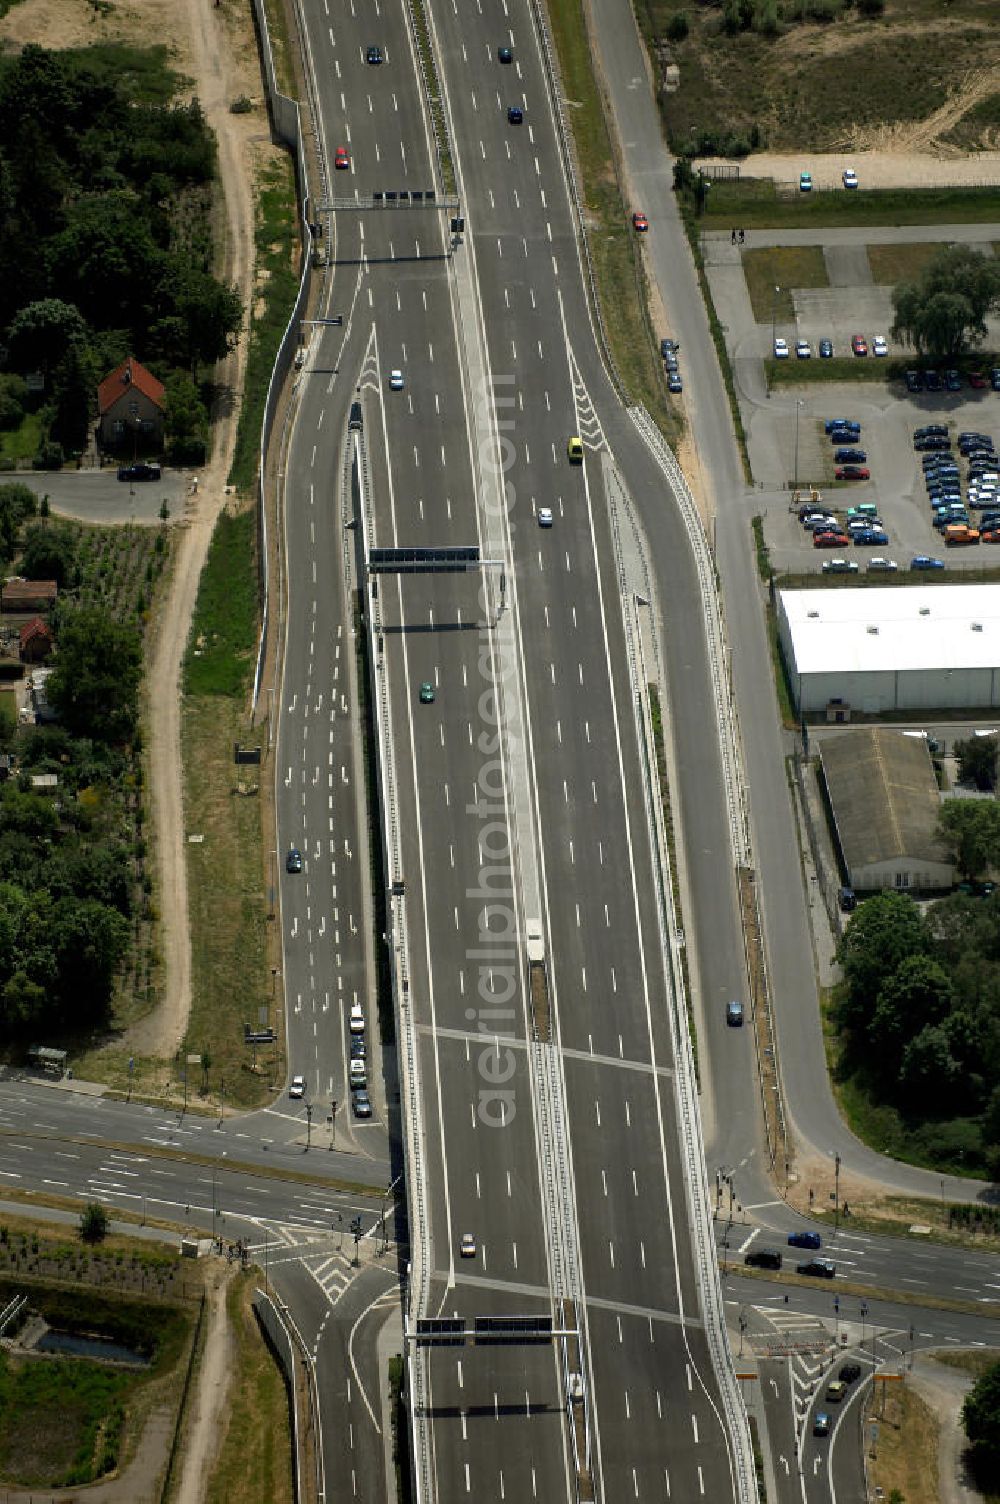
[153,263,242,377]
[868,954,954,1084]
[892,246,1000,361]
[898,1024,961,1109]
[835,893,929,1033]
[955,735,998,792]
[79,1201,109,1244]
[0,970,46,1033]
[0,481,37,562]
[51,897,129,1024]
[6,298,90,377]
[938,800,1000,882]
[163,372,208,463]
[20,520,78,588]
[46,605,142,743]
[963,1358,1000,1488]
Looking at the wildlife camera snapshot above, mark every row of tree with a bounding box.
[0,44,240,463]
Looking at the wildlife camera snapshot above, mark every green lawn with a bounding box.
[866,241,949,286]
[742,245,828,323]
[0,412,43,467]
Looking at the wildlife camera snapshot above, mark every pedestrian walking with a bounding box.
[731,228,737,245]
[739,227,745,245]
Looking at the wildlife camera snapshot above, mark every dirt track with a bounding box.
[697,147,1000,191]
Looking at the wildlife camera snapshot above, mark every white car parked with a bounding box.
[873,335,888,357]
[867,557,898,572]
[773,337,789,359]
[842,168,859,189]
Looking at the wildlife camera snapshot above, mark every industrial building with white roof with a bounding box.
[778,583,1000,715]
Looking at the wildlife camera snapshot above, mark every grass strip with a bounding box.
[203,1273,294,1504]
[867,1380,939,1504]
[228,156,300,494]
[703,181,1000,232]
[742,245,828,324]
[751,514,770,583]
[180,508,270,1111]
[407,0,455,194]
[676,194,750,476]
[648,685,697,1080]
[389,1354,415,1504]
[866,241,945,286]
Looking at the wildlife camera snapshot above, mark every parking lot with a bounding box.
[763,395,1000,575]
[704,222,1000,577]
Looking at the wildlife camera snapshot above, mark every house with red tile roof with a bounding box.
[18,616,53,664]
[97,357,165,450]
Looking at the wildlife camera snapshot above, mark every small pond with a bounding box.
[36,1330,150,1366]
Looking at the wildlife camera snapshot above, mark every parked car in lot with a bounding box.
[852,334,868,357]
[819,339,834,358]
[667,373,683,393]
[814,530,850,548]
[835,448,867,464]
[799,171,813,192]
[802,512,838,530]
[873,335,888,357]
[945,523,980,545]
[982,527,1000,543]
[853,528,888,546]
[910,555,945,570]
[915,436,951,452]
[991,368,1000,391]
[867,557,898,572]
[946,370,963,391]
[846,503,879,518]
[836,465,870,481]
[915,424,949,439]
[773,337,789,359]
[795,340,812,359]
[924,370,942,391]
[969,372,988,390]
[905,370,924,392]
[822,558,859,573]
[842,168,858,189]
[825,419,861,435]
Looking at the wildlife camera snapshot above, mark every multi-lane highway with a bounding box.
[278,0,760,1495]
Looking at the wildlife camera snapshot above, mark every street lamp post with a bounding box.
[794,399,804,493]
[834,1152,842,1235]
[771,285,780,350]
[305,1102,313,1151]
